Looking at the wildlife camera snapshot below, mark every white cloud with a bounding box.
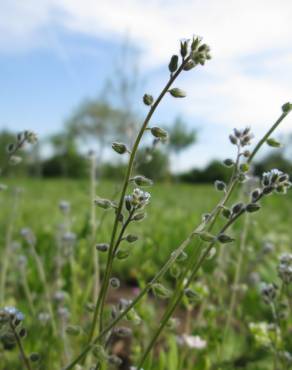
[1,0,292,138]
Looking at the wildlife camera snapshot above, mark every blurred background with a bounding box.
[1,0,292,181]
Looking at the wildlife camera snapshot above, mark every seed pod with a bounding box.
[143,94,154,106]
[169,264,180,278]
[132,212,146,222]
[132,175,153,186]
[95,198,113,209]
[125,234,138,243]
[214,180,226,192]
[243,150,251,158]
[198,231,216,242]
[116,249,129,260]
[96,243,109,252]
[110,277,120,289]
[246,203,261,213]
[169,88,186,98]
[65,325,81,336]
[29,353,40,362]
[168,55,179,73]
[217,234,234,244]
[266,138,281,148]
[150,126,168,139]
[152,283,172,299]
[223,158,234,167]
[112,142,127,154]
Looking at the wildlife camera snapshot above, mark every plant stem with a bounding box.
[10,321,32,370]
[87,56,191,344]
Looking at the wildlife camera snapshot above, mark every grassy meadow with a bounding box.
[0,177,292,369]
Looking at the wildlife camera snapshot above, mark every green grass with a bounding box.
[0,177,291,369]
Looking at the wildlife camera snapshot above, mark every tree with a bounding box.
[168,117,197,154]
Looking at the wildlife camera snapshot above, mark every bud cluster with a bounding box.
[0,307,26,344]
[261,169,291,195]
[260,283,278,304]
[229,127,254,147]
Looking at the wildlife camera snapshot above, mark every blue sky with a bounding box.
[1,0,292,171]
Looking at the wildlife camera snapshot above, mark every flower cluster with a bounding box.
[278,253,292,284]
[260,282,277,304]
[125,188,151,211]
[262,169,291,194]
[0,307,25,341]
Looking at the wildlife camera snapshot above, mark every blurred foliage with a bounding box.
[168,117,197,154]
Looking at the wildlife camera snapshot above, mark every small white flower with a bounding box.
[181,334,207,349]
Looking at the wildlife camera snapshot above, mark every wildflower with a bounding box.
[59,200,70,213]
[24,131,38,144]
[278,253,292,284]
[0,307,25,338]
[260,282,277,304]
[125,188,151,210]
[181,334,207,349]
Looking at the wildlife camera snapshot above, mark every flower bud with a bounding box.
[132,212,146,222]
[184,288,199,303]
[131,175,153,186]
[198,231,216,242]
[112,142,128,154]
[168,55,179,73]
[143,94,154,106]
[240,163,249,173]
[223,158,234,167]
[169,88,186,98]
[180,40,188,58]
[95,198,113,209]
[282,102,292,113]
[214,180,226,192]
[222,208,231,219]
[150,126,168,139]
[6,143,15,153]
[251,189,261,202]
[229,135,237,145]
[232,202,245,214]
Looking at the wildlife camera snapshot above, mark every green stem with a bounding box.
[87,56,191,343]
[10,321,32,370]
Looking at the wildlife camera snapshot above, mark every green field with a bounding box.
[0,178,292,369]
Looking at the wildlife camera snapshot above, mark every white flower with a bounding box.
[181,334,207,349]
